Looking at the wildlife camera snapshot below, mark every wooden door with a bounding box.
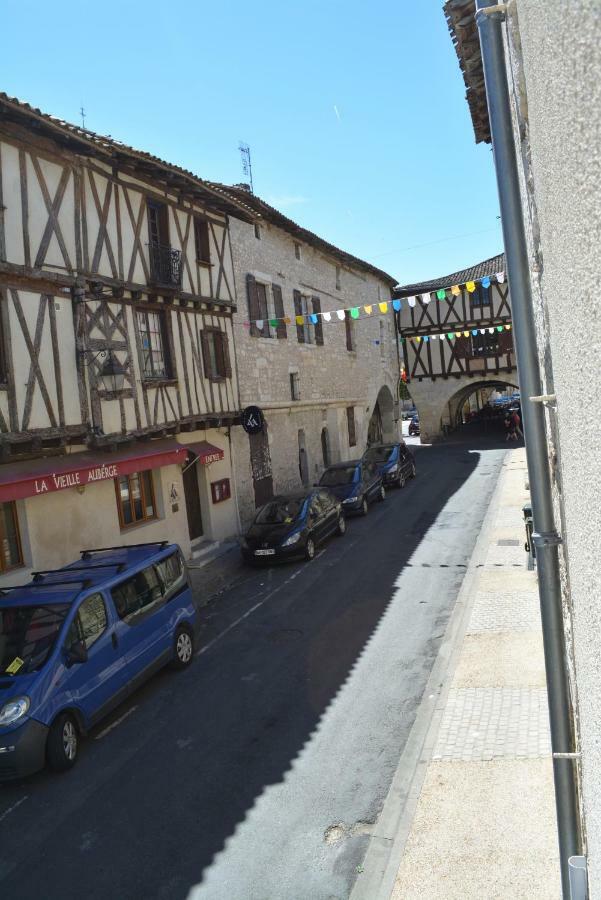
[183,462,203,541]
[249,429,273,509]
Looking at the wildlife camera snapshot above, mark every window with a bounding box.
[321,428,330,466]
[346,406,357,447]
[1,604,69,675]
[137,309,171,379]
[156,552,185,601]
[68,594,108,650]
[254,223,261,240]
[194,218,211,264]
[116,471,157,527]
[0,301,7,383]
[201,328,231,380]
[0,502,23,572]
[471,284,491,308]
[294,242,302,260]
[290,372,300,401]
[472,331,500,357]
[147,199,169,246]
[335,266,341,291]
[112,565,164,625]
[345,312,355,351]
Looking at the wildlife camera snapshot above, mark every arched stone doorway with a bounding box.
[368,385,396,446]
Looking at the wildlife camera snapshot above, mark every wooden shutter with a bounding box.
[345,311,354,351]
[200,330,212,378]
[293,290,304,343]
[272,284,287,339]
[498,330,514,354]
[454,336,471,359]
[247,273,261,338]
[222,331,232,377]
[346,407,357,447]
[312,297,324,345]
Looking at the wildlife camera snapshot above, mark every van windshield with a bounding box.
[0,604,70,676]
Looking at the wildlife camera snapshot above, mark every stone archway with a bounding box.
[368,385,396,446]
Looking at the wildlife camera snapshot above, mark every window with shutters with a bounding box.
[471,331,500,357]
[136,308,172,379]
[471,284,491,308]
[201,327,231,380]
[254,223,261,240]
[294,242,302,260]
[300,295,314,344]
[194,218,211,264]
[346,407,357,447]
[335,266,341,291]
[0,299,7,384]
[345,312,355,351]
[0,502,23,572]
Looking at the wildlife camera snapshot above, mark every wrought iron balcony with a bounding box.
[148,241,182,288]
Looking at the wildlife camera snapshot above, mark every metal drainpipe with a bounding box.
[475,2,583,897]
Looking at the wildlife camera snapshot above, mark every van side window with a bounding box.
[67,593,107,650]
[156,552,185,601]
[112,566,163,624]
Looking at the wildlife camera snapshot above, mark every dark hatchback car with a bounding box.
[363,442,416,488]
[319,460,385,516]
[241,489,346,564]
[408,415,420,436]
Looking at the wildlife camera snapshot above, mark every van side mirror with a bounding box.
[66,640,88,666]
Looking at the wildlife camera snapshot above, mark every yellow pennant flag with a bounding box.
[463,330,470,337]
[451,285,461,296]
[466,281,476,293]
[295,315,304,325]
[379,302,388,313]
[364,305,373,315]
[416,336,421,342]
[455,331,462,338]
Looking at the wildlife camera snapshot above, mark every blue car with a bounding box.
[319,459,385,516]
[363,442,416,488]
[0,541,197,780]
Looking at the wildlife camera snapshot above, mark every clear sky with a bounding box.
[1,0,502,286]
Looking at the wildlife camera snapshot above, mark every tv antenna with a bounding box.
[239,142,254,193]
[80,104,86,129]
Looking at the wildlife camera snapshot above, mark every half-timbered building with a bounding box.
[217,185,400,527]
[395,253,517,441]
[0,94,255,582]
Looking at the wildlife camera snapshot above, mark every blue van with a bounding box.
[0,541,197,780]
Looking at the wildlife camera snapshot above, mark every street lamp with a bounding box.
[97,352,127,393]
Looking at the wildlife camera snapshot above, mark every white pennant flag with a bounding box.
[337,309,345,321]
[488,327,495,334]
[256,319,264,330]
[323,311,332,323]
[480,328,486,334]
[407,296,416,308]
[496,271,505,283]
[422,292,431,305]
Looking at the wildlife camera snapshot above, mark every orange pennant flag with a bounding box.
[451,285,461,296]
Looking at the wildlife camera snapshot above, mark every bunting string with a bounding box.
[241,271,506,330]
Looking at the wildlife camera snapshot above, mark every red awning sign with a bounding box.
[182,441,225,466]
[0,440,187,503]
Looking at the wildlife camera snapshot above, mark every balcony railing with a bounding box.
[149,241,182,288]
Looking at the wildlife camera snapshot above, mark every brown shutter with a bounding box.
[312,297,324,345]
[200,330,212,378]
[346,407,357,447]
[222,332,232,377]
[454,336,471,359]
[272,284,287,339]
[345,311,353,351]
[246,273,260,338]
[293,290,304,343]
[498,330,514,354]
[214,331,226,377]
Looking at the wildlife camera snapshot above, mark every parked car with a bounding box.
[319,459,385,516]
[241,489,345,564]
[0,542,197,780]
[363,442,416,488]
[401,407,417,421]
[408,415,420,436]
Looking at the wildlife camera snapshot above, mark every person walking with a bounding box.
[511,409,524,439]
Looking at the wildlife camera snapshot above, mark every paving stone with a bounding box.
[468,593,540,633]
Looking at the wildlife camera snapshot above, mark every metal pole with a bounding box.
[474,3,582,897]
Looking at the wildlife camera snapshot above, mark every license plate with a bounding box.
[254,549,275,556]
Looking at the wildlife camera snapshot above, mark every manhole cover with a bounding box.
[497,539,520,546]
[267,628,303,643]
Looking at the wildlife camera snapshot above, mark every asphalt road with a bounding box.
[0,431,508,900]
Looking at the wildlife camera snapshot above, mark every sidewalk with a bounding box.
[386,448,560,899]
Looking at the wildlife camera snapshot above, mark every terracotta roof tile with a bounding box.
[394,252,505,296]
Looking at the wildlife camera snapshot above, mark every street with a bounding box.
[0,434,507,900]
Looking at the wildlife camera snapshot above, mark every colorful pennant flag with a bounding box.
[337,310,345,321]
[407,296,416,308]
[350,307,360,319]
[421,293,431,305]
[364,304,373,315]
[451,285,461,296]
[392,299,402,312]
[323,311,331,323]
[496,271,505,283]
[466,281,476,293]
[436,289,446,300]
[481,276,491,289]
[379,302,389,313]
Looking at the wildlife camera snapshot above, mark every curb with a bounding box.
[350,450,511,900]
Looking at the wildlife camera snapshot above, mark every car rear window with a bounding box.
[320,467,358,486]
[255,498,305,524]
[112,565,164,624]
[156,552,186,601]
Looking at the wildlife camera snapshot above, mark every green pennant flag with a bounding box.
[436,289,446,300]
[269,319,279,328]
[350,307,360,319]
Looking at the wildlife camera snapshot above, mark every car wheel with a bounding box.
[360,497,369,516]
[378,485,386,502]
[398,472,406,489]
[305,537,316,560]
[336,515,346,536]
[171,625,194,670]
[411,462,417,478]
[47,712,79,772]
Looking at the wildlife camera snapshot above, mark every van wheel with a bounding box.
[171,625,194,670]
[336,515,346,536]
[47,712,79,772]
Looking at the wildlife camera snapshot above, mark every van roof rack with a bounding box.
[80,541,169,558]
[0,579,91,597]
[32,563,126,580]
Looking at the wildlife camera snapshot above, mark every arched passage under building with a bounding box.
[367,385,397,446]
[408,374,519,443]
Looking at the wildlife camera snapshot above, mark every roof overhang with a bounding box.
[444,0,491,144]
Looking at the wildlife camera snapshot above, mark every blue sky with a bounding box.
[1,0,501,285]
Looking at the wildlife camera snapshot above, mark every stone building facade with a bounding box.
[221,188,400,528]
[446,0,601,892]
